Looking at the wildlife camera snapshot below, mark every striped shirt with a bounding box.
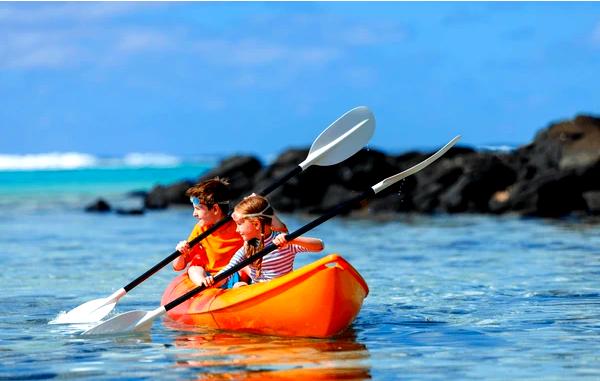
[216,231,309,283]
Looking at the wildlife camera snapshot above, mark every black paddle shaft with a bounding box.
[163,187,374,312]
[123,165,304,292]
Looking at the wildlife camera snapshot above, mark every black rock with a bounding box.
[583,191,600,215]
[145,180,194,209]
[199,155,263,202]
[112,113,600,220]
[85,198,111,213]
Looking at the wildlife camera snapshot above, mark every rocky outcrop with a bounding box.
[85,198,111,213]
[486,115,600,217]
[90,113,599,220]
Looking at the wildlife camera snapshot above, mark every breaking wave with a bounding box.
[0,152,184,171]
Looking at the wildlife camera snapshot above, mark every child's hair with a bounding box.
[185,177,231,214]
[234,195,274,278]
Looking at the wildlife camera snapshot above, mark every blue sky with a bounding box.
[1,2,600,157]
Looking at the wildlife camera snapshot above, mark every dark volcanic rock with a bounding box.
[199,155,263,203]
[494,169,587,218]
[118,113,600,220]
[437,153,517,213]
[252,147,399,214]
[145,180,194,209]
[144,155,263,209]
[487,114,600,217]
[85,198,111,213]
[583,191,600,215]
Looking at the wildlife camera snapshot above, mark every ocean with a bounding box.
[0,154,599,380]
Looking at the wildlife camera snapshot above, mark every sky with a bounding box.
[1,2,600,158]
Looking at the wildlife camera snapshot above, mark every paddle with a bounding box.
[81,135,461,335]
[51,106,376,325]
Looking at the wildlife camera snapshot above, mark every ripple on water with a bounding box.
[2,210,600,379]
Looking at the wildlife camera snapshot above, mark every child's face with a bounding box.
[192,203,220,227]
[232,212,260,241]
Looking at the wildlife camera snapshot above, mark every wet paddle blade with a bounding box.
[49,288,126,324]
[81,311,148,335]
[81,306,165,336]
[50,297,117,324]
[372,135,461,194]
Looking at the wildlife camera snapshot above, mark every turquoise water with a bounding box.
[1,167,599,380]
[0,164,213,195]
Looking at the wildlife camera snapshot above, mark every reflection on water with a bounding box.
[170,327,371,380]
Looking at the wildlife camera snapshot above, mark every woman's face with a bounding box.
[232,211,260,241]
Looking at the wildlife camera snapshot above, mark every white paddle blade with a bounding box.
[81,311,148,335]
[49,288,126,324]
[81,306,165,336]
[50,298,117,324]
[372,135,461,194]
[302,106,375,169]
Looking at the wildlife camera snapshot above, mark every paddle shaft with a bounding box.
[123,165,304,292]
[164,189,371,311]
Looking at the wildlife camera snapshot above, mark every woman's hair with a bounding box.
[186,177,231,214]
[234,195,274,278]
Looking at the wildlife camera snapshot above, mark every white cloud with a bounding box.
[115,30,173,54]
[0,3,170,69]
[0,26,175,70]
[192,38,339,68]
[0,3,141,24]
[0,30,80,69]
[0,3,397,85]
[342,24,408,46]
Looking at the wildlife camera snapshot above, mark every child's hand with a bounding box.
[202,275,215,287]
[273,234,289,248]
[176,240,191,261]
[176,240,190,254]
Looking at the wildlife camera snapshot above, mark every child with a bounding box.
[202,194,324,288]
[173,177,245,289]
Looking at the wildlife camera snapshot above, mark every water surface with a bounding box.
[0,167,599,380]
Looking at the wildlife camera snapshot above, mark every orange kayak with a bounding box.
[161,254,369,338]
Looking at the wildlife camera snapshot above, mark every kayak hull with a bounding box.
[161,254,369,338]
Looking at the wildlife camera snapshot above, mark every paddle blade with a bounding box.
[81,310,148,335]
[303,106,375,168]
[372,135,461,194]
[50,297,117,324]
[81,306,165,335]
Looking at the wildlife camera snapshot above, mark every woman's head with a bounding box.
[232,195,274,242]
